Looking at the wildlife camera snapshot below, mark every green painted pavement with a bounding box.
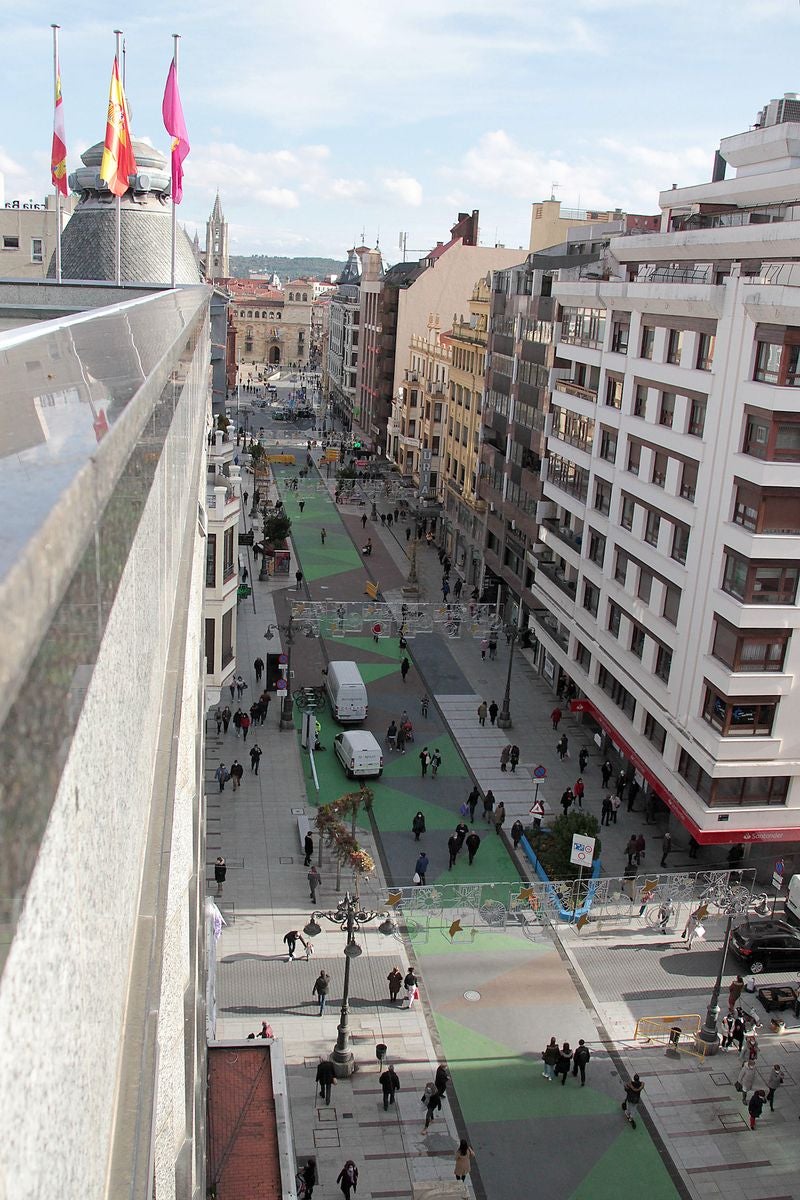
[368,784,464,833]
[410,928,538,957]
[382,736,467,780]
[568,1131,680,1200]
[272,464,362,581]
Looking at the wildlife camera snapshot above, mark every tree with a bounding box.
[262,510,292,546]
[527,811,601,881]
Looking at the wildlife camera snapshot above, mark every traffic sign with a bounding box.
[775,858,785,875]
[278,653,288,665]
[533,764,547,779]
[570,833,596,867]
[530,799,545,817]
[772,872,784,890]
[372,623,382,635]
[276,679,287,691]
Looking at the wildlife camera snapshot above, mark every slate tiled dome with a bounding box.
[49,140,202,285]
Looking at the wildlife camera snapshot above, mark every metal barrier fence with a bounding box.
[291,598,503,641]
[354,868,757,941]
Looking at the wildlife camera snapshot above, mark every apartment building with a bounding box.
[327,246,368,429]
[531,97,800,846]
[529,198,659,254]
[0,192,78,278]
[395,324,452,505]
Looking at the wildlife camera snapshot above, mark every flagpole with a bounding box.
[52,24,62,283]
[114,29,123,285]
[171,33,180,289]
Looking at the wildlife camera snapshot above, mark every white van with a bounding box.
[334,731,383,779]
[786,874,800,926]
[324,660,368,723]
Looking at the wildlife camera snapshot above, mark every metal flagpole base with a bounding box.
[496,713,512,729]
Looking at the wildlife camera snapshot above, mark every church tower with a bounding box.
[205,192,229,280]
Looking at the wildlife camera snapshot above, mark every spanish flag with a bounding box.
[50,56,68,196]
[99,57,137,196]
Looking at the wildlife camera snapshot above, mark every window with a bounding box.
[671,522,689,565]
[605,375,623,408]
[30,237,44,263]
[711,617,789,672]
[574,640,591,671]
[204,618,215,673]
[644,509,661,546]
[687,397,706,437]
[696,332,715,371]
[205,532,217,588]
[658,391,675,427]
[640,325,655,360]
[594,477,611,515]
[2,235,19,249]
[753,334,800,387]
[630,624,645,659]
[702,685,777,736]
[633,384,647,417]
[651,452,668,487]
[743,412,800,462]
[662,584,681,625]
[680,461,697,501]
[723,551,800,605]
[560,306,606,348]
[588,530,606,567]
[654,644,672,683]
[608,602,622,638]
[611,319,630,355]
[221,609,234,668]
[223,527,236,581]
[644,713,666,752]
[637,566,653,603]
[599,428,618,463]
[679,749,788,806]
[627,440,641,475]
[733,483,800,533]
[667,329,683,365]
[583,581,600,617]
[613,548,628,585]
[597,665,635,719]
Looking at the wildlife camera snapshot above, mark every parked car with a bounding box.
[730,918,800,973]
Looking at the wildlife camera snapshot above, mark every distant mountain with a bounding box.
[228,255,345,281]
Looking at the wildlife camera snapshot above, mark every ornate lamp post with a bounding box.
[696,889,768,1054]
[496,623,519,730]
[304,893,395,1077]
[402,535,420,597]
[264,616,315,730]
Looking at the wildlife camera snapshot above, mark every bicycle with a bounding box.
[697,875,751,911]
[294,686,327,713]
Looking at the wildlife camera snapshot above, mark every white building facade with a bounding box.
[532,99,800,847]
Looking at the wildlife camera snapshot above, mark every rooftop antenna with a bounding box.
[550,181,560,201]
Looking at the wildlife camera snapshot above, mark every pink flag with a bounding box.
[162,60,189,204]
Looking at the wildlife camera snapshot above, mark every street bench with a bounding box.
[297,812,312,852]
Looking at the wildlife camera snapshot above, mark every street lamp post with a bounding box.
[402,535,420,597]
[303,893,394,1078]
[264,615,311,730]
[496,624,519,730]
[696,889,766,1054]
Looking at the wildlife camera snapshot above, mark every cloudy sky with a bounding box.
[2,0,799,261]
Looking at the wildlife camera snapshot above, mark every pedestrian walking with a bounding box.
[455,821,469,848]
[422,1083,442,1130]
[320,527,326,544]
[634,833,646,863]
[396,723,407,754]
[511,819,524,850]
[421,694,429,718]
[482,789,496,822]
[419,747,430,777]
[298,500,305,513]
[601,759,613,787]
[560,788,574,816]
[221,705,231,733]
[300,1160,317,1199]
[295,569,304,590]
[435,1063,450,1095]
[542,1036,560,1081]
[404,979,420,1010]
[361,512,368,529]
[660,831,672,867]
[387,967,403,1003]
[431,749,442,777]
[386,720,398,751]
[573,777,585,807]
[500,744,511,772]
[316,1058,336,1105]
[748,1089,766,1129]
[610,794,621,823]
[230,759,243,791]
[308,865,321,903]
[477,701,487,726]
[229,678,236,702]
[214,856,227,896]
[682,906,706,949]
[556,735,569,760]
[488,635,497,660]
[259,693,271,723]
[240,713,251,742]
[766,1065,784,1111]
[312,970,330,1016]
[454,1139,475,1182]
[337,1160,359,1200]
[214,706,223,734]
[488,700,499,725]
[601,795,613,826]
[414,852,429,885]
[406,526,411,542]
[236,674,247,699]
[467,785,480,822]
[380,1065,400,1110]
[627,779,641,812]
[215,763,229,792]
[616,770,627,799]
[728,975,745,1013]
[579,747,589,773]
[250,744,262,773]
[480,639,488,661]
[465,831,481,865]
[572,1040,591,1086]
[551,706,562,730]
[400,657,410,683]
[304,832,314,866]
[510,744,520,773]
[621,1075,644,1127]
[725,1010,746,1054]
[625,836,638,867]
[283,930,300,961]
[447,833,460,869]
[412,811,426,841]
[254,656,264,683]
[493,801,506,835]
[737,1058,757,1102]
[555,1042,573,1085]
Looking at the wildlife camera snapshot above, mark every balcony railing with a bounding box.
[635,265,712,285]
[530,608,569,650]
[542,517,583,554]
[536,560,578,599]
[554,379,597,403]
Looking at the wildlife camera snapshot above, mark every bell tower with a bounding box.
[205,192,229,280]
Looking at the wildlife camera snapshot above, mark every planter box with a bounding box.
[520,836,602,923]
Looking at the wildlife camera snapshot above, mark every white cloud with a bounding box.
[383,175,423,207]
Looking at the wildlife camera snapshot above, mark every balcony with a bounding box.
[542,517,583,554]
[530,607,569,651]
[553,378,597,403]
[536,559,578,600]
